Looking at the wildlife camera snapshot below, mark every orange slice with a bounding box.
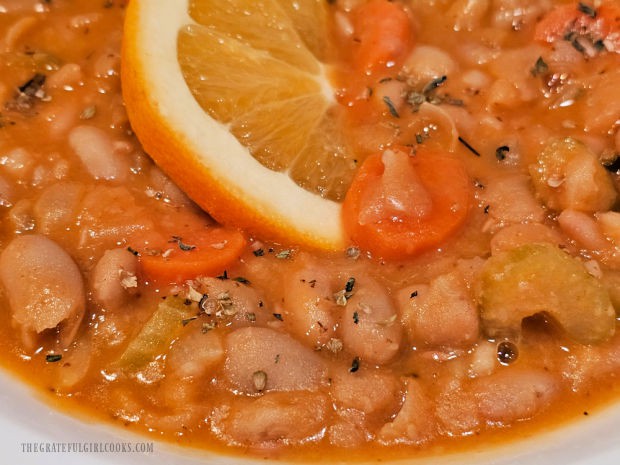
[121,0,355,250]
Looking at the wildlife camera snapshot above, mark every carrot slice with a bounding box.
[342,147,471,260]
[351,0,415,74]
[534,1,620,52]
[139,228,246,284]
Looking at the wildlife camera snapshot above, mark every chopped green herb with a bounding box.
[273,313,284,321]
[252,370,267,391]
[202,321,217,333]
[383,96,400,118]
[458,136,481,156]
[495,145,510,161]
[345,277,356,293]
[353,311,359,324]
[531,56,549,77]
[325,338,344,353]
[182,316,198,326]
[216,270,229,280]
[233,276,251,285]
[577,2,597,18]
[564,31,587,54]
[422,75,447,94]
[484,205,490,214]
[349,357,360,373]
[253,248,265,257]
[170,236,196,251]
[410,291,418,298]
[46,354,62,363]
[80,105,97,120]
[275,249,292,259]
[127,246,140,256]
[346,246,361,260]
[334,290,348,306]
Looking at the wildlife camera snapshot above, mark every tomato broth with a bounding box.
[1,0,620,462]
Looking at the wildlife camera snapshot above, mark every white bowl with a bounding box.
[1,367,618,465]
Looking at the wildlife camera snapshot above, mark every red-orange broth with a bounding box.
[1,0,620,462]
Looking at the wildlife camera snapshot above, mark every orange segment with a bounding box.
[121,0,351,250]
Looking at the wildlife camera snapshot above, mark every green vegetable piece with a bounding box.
[478,243,615,344]
[118,297,196,371]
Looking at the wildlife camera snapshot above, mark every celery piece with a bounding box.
[118,298,197,372]
[478,243,615,344]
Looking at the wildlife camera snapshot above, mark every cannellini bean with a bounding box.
[1,147,34,178]
[583,69,620,132]
[1,16,37,52]
[282,265,336,348]
[486,78,522,108]
[468,341,499,378]
[329,366,401,416]
[371,78,407,114]
[33,182,84,237]
[339,277,402,365]
[53,334,92,390]
[448,0,491,32]
[491,0,551,30]
[471,368,558,423]
[399,271,479,348]
[378,378,434,445]
[196,277,268,328]
[68,125,129,181]
[223,327,328,394]
[166,324,225,379]
[478,174,546,232]
[490,222,564,254]
[558,210,609,251]
[328,411,368,448]
[460,69,491,95]
[435,381,480,436]
[0,173,14,207]
[77,186,154,254]
[214,391,328,446]
[148,166,193,207]
[46,63,83,90]
[0,234,85,348]
[91,248,139,309]
[596,211,620,244]
[402,45,457,84]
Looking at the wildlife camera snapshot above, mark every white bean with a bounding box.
[472,368,558,423]
[558,210,609,251]
[68,125,129,181]
[282,265,336,348]
[402,45,457,84]
[0,234,85,348]
[223,327,328,394]
[378,378,434,445]
[91,248,139,309]
[214,391,328,446]
[399,271,479,348]
[329,365,401,416]
[339,277,402,365]
[166,324,225,379]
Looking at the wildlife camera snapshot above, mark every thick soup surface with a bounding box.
[0,0,620,462]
